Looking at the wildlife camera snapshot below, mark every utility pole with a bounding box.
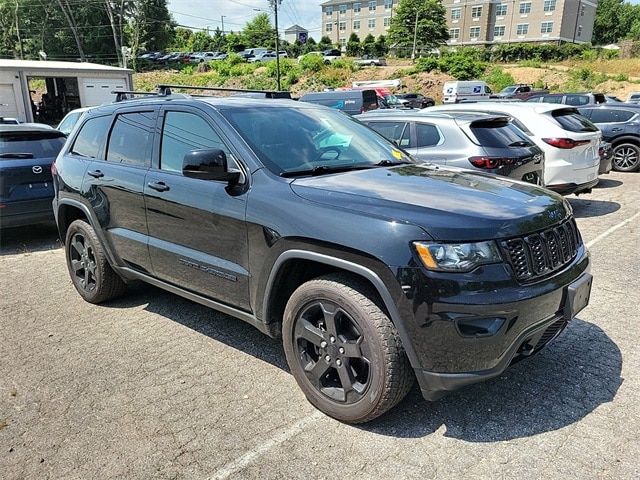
[269,0,282,91]
[14,1,24,60]
[221,15,226,36]
[411,9,419,63]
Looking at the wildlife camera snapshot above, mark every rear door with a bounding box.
[81,108,155,273]
[144,106,250,309]
[0,129,66,221]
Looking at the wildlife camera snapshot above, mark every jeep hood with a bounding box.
[289,164,569,242]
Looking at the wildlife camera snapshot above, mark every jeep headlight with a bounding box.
[413,241,502,272]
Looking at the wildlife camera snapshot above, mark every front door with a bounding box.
[78,110,155,273]
[144,106,250,310]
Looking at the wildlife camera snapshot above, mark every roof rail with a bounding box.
[156,84,291,98]
[112,89,168,102]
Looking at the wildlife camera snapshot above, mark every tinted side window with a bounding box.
[470,121,532,148]
[415,123,441,147]
[71,115,111,158]
[367,121,409,147]
[589,109,635,123]
[160,111,231,173]
[542,95,563,104]
[552,109,598,133]
[565,94,589,106]
[106,112,155,166]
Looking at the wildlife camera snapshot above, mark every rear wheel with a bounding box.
[283,274,414,423]
[612,143,640,172]
[65,219,126,303]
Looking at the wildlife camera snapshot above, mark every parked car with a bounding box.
[57,107,91,136]
[578,105,640,172]
[298,51,341,65]
[0,125,66,228]
[299,89,382,115]
[429,103,602,195]
[357,111,544,185]
[598,141,613,174]
[526,92,607,106]
[443,81,492,103]
[354,56,387,67]
[496,84,548,100]
[626,92,640,104]
[396,93,435,109]
[248,52,278,63]
[52,91,592,423]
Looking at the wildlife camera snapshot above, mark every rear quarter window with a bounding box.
[469,121,532,148]
[551,109,599,133]
[71,115,112,158]
[588,109,636,123]
[0,131,66,158]
[565,95,590,106]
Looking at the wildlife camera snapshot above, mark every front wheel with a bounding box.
[282,274,414,423]
[612,143,640,172]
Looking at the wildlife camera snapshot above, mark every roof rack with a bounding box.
[156,84,291,99]
[112,90,169,102]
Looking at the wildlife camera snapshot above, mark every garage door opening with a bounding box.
[28,76,81,125]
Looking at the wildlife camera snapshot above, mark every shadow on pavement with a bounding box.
[361,319,622,441]
[0,223,61,256]
[569,198,621,218]
[594,178,623,189]
[107,286,622,442]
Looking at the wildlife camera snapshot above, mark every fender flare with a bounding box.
[263,249,421,369]
[610,136,640,147]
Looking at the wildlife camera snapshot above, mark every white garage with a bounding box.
[0,59,132,124]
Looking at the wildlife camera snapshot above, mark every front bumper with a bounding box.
[394,245,590,401]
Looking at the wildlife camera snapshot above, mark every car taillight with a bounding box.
[469,156,506,169]
[542,138,590,149]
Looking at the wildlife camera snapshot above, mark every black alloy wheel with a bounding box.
[69,232,98,293]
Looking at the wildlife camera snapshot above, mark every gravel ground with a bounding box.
[1,172,638,480]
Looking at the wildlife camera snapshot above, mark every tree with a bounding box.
[128,0,175,53]
[387,0,448,56]
[303,37,318,54]
[593,0,625,44]
[242,12,276,48]
[171,27,193,50]
[374,34,388,57]
[190,31,213,52]
[317,35,334,50]
[361,34,376,56]
[224,31,245,52]
[346,33,361,57]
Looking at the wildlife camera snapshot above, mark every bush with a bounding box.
[519,58,543,68]
[331,58,358,72]
[439,53,486,80]
[414,56,439,72]
[299,54,325,73]
[614,73,629,82]
[482,67,515,92]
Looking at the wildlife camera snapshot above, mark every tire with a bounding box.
[282,274,414,423]
[65,219,126,304]
[612,142,640,172]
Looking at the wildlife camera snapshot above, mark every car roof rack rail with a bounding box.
[156,84,291,99]
[112,89,170,102]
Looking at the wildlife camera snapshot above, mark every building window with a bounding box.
[325,6,333,16]
[516,23,529,35]
[369,1,376,12]
[581,5,585,16]
[339,4,347,14]
[339,21,346,31]
[496,4,507,16]
[543,0,556,12]
[451,8,461,20]
[368,18,376,28]
[469,26,481,38]
[340,37,347,47]
[384,0,393,9]
[325,23,333,32]
[494,25,505,37]
[472,6,482,18]
[449,28,460,40]
[353,20,361,30]
[577,25,583,36]
[384,16,391,27]
[519,2,531,14]
[541,21,553,33]
[354,2,361,13]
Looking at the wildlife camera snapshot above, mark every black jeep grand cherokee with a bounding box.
[52,94,592,423]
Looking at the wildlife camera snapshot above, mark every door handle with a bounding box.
[147,181,170,192]
[87,169,104,178]
[611,127,623,132]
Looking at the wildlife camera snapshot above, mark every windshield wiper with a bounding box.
[376,159,411,166]
[0,152,35,159]
[507,141,530,147]
[281,164,371,178]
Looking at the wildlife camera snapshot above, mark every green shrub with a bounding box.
[614,73,629,82]
[331,58,358,72]
[581,49,598,61]
[299,54,325,73]
[439,53,486,80]
[482,67,515,92]
[519,58,543,68]
[414,56,439,72]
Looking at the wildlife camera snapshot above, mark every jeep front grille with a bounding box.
[500,218,580,282]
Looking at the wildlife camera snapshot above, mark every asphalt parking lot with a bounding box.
[1,171,639,480]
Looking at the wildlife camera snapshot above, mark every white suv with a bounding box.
[428,103,602,195]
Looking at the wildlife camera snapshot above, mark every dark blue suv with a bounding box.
[0,125,66,228]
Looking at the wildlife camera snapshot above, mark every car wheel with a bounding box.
[612,143,640,172]
[65,219,126,304]
[282,274,414,423]
[425,101,435,108]
[370,61,376,66]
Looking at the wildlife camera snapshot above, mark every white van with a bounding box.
[443,81,492,103]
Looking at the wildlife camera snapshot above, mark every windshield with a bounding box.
[501,87,517,94]
[221,106,413,175]
[384,94,401,105]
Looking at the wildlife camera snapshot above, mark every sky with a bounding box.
[167,0,324,39]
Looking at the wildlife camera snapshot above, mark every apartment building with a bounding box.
[444,0,598,46]
[320,0,398,48]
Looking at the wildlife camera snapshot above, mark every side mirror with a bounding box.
[182,149,240,184]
